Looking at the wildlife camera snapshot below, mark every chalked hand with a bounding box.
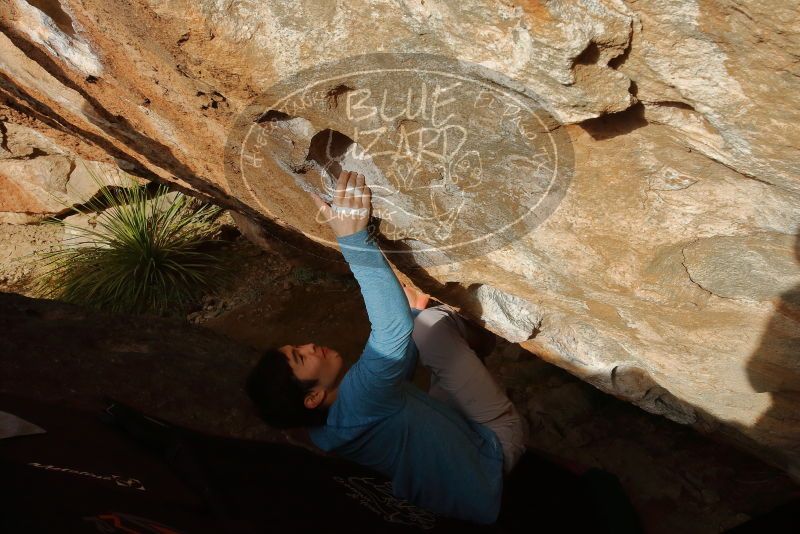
[308,171,372,238]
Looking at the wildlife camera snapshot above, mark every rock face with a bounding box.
[0,0,798,479]
[0,120,134,222]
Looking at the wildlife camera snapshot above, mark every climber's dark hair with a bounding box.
[246,347,328,429]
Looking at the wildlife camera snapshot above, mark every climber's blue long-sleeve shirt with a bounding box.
[308,228,504,524]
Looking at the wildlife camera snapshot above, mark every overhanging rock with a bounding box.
[0,0,798,480]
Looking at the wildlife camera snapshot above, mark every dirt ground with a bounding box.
[2,213,798,533]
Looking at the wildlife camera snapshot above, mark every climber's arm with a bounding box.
[307,171,414,389]
[337,229,414,387]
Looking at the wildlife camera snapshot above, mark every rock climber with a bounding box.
[246,170,527,524]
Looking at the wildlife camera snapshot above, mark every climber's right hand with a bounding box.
[307,170,372,238]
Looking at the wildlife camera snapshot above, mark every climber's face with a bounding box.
[278,343,344,410]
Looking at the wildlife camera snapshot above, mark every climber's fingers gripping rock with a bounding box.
[308,171,372,238]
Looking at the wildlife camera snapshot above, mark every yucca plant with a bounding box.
[35,175,229,316]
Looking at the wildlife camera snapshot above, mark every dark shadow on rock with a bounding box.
[0,291,281,442]
[306,128,353,180]
[381,236,490,334]
[580,102,648,141]
[573,41,601,66]
[746,232,800,478]
[25,0,78,38]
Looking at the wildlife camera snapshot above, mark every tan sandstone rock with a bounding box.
[0,0,798,480]
[0,121,136,221]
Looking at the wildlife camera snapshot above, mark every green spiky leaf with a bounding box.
[34,171,230,316]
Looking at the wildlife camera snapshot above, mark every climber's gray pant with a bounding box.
[412,304,528,475]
